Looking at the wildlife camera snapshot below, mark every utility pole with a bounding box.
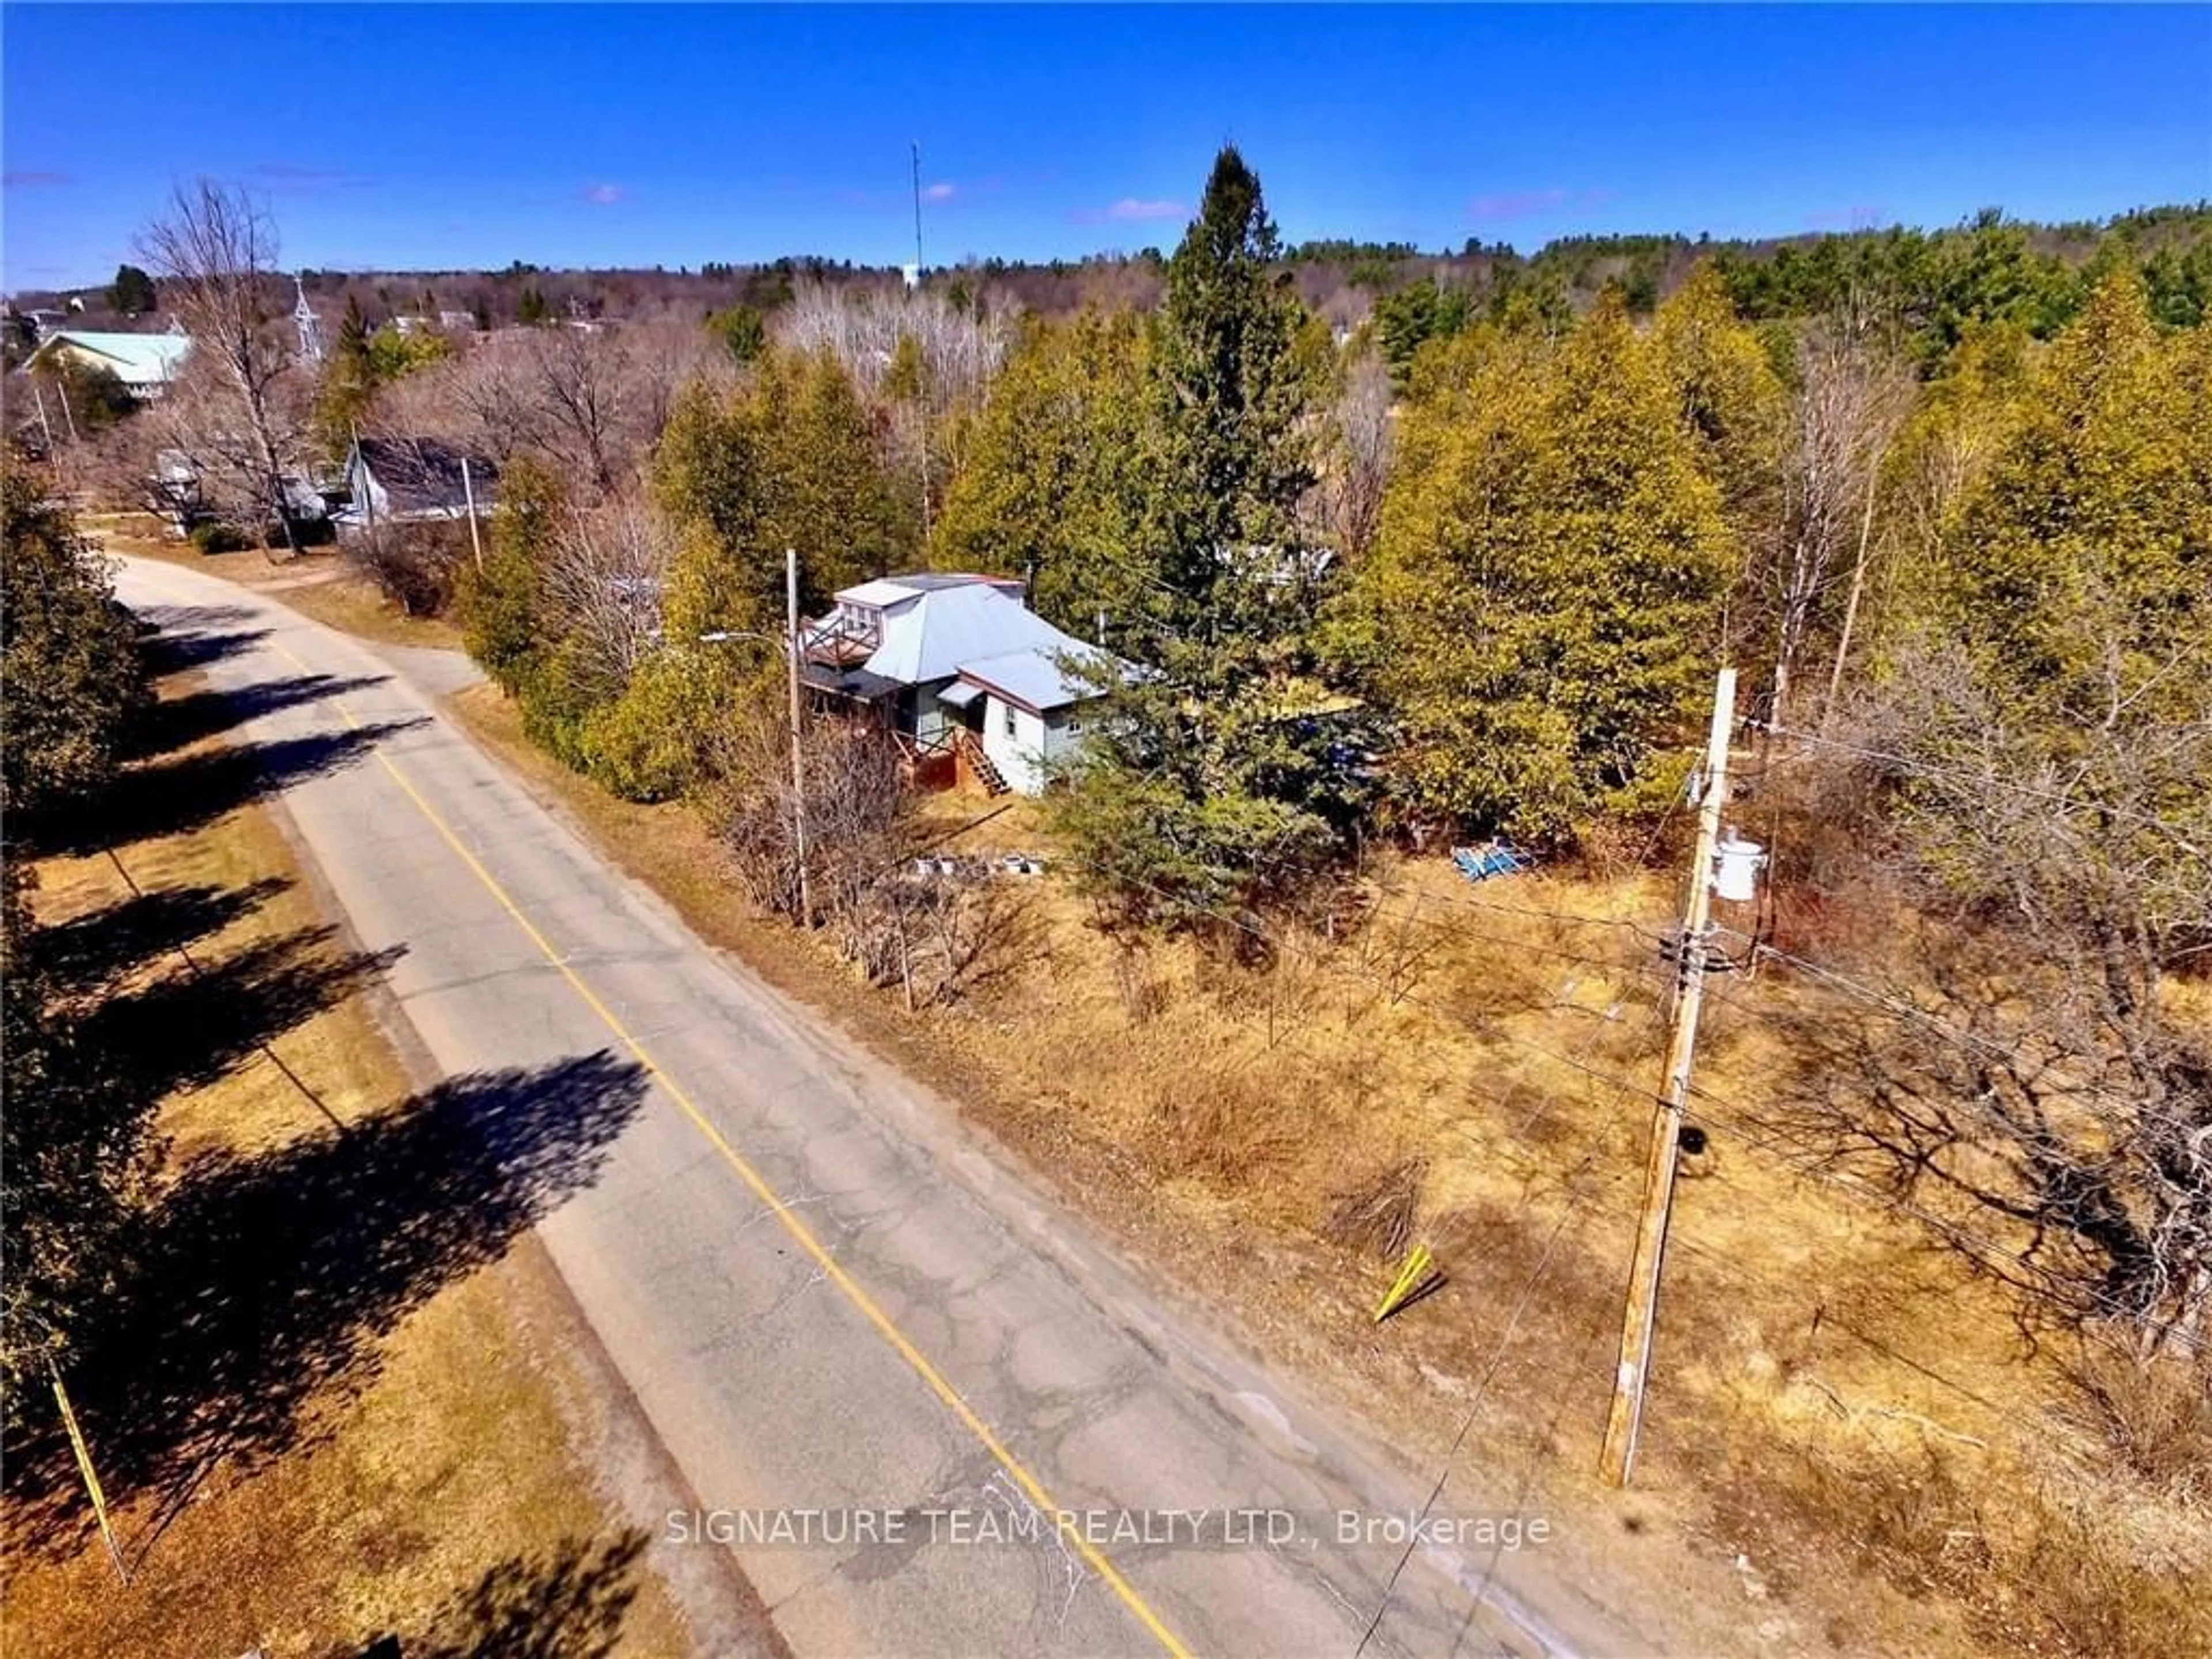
[31,378,70,498]
[461,455,485,575]
[1600,665,1737,1488]
[910,139,933,549]
[353,421,380,571]
[785,546,814,929]
[31,378,59,452]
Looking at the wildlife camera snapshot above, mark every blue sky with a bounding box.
[4,5,2208,290]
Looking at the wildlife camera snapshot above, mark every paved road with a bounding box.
[114,557,1655,1659]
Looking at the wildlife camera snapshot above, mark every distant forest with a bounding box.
[12,202,2209,363]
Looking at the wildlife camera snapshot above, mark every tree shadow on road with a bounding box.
[3,1052,650,1561]
[30,722,426,857]
[131,673,394,762]
[134,612,272,675]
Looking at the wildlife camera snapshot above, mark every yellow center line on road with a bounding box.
[130,570,1192,1658]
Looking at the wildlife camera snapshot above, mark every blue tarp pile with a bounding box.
[1452,842,1529,883]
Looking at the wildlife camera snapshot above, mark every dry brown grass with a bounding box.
[445,680,2210,1658]
[2,670,694,1658]
[86,511,465,650]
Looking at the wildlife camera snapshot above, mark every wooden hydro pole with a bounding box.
[1599,665,1737,1488]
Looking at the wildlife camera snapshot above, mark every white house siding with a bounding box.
[980,698,1046,794]
[979,698,1088,795]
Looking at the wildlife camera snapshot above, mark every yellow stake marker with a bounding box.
[52,1365,128,1584]
[1374,1243,1439,1324]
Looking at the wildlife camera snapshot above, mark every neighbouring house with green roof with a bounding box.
[26,328,192,399]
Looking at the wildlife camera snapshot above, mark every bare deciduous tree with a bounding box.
[713,710,909,931]
[884,870,1041,1009]
[127,350,317,536]
[779,281,1013,412]
[537,494,672,704]
[1760,637,2212,1356]
[137,180,309,557]
[1764,332,1910,720]
[382,321,699,500]
[1313,349,1393,561]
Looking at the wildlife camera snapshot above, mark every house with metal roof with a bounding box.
[26,328,192,398]
[333,437,499,533]
[801,573,1125,796]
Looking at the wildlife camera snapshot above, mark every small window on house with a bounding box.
[1002,703,1017,737]
[1063,715,1083,734]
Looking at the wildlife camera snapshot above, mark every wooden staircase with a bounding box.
[953,728,1011,797]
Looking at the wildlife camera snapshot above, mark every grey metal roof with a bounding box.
[354,437,498,516]
[955,642,1118,714]
[863,582,1078,686]
[802,662,902,702]
[836,571,1022,609]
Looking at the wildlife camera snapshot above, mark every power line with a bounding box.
[1350,1132,1627,1658]
[1420,962,2210,1361]
[1104,843,2211,1358]
[1683,1090,2209,1360]
[1351,947,1671,1656]
[955,775,2210,1412]
[1028,829,2141,1483]
[1702,926,2212,1149]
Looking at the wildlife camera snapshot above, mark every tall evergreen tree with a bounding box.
[2,481,156,1396]
[1353,294,1733,842]
[458,454,563,696]
[2,476,148,818]
[314,294,377,448]
[637,349,911,798]
[1050,147,1362,935]
[934,310,1152,633]
[756,347,913,591]
[1653,262,1787,539]
[107,262,157,316]
[1142,144,1315,624]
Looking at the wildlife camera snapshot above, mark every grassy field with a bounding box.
[446,679,2209,1658]
[2,648,700,1657]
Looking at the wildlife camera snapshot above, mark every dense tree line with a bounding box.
[2,476,154,1397]
[19,202,2200,356]
[1366,209,2212,386]
[459,339,918,801]
[1769,271,2212,1352]
[46,160,2195,1349]
[1347,291,1733,840]
[456,145,2211,1357]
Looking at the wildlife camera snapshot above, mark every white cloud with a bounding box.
[581,182,625,206]
[1105,197,1184,221]
[922,181,957,203]
[1073,196,1188,225]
